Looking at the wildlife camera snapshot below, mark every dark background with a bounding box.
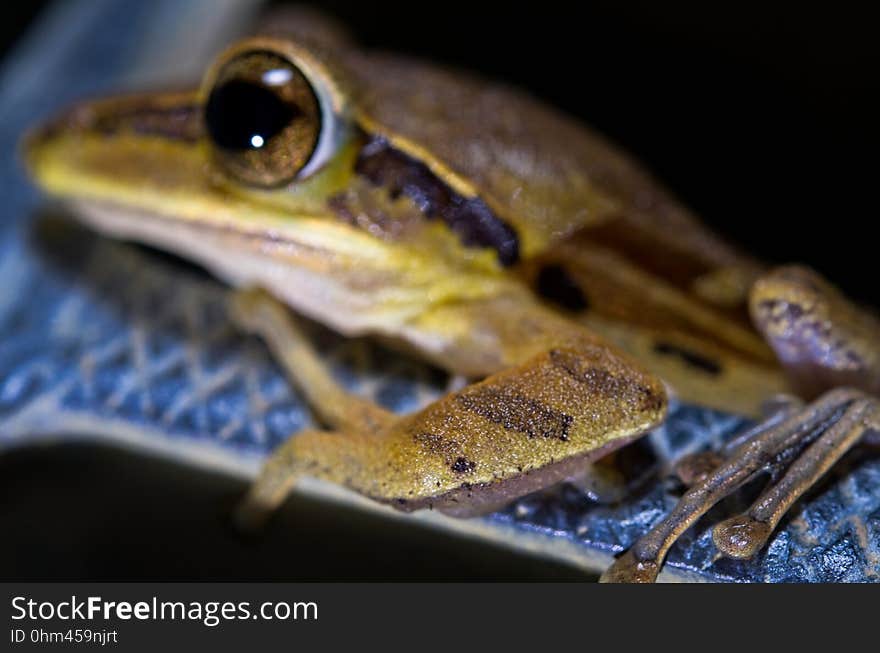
[1,1,877,580]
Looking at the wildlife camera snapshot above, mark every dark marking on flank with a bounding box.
[535,264,589,312]
[413,432,462,461]
[550,348,665,412]
[355,136,519,265]
[652,342,722,376]
[456,389,572,441]
[451,457,476,474]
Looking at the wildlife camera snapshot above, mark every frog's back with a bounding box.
[342,51,754,274]
[259,9,756,273]
[312,22,786,414]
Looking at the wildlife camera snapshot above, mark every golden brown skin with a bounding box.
[22,9,880,579]
[226,287,664,528]
[24,10,670,528]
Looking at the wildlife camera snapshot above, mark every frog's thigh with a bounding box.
[230,288,394,433]
[237,331,666,528]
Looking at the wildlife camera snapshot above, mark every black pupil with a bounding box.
[205,79,300,151]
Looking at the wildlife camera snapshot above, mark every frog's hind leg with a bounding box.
[601,388,880,583]
[712,393,880,559]
[673,394,805,486]
[231,288,669,532]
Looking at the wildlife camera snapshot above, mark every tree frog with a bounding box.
[23,10,880,582]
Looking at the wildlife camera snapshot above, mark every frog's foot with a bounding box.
[674,394,804,486]
[712,390,879,559]
[230,288,396,533]
[601,388,880,582]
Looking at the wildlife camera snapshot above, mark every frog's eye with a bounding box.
[204,48,336,187]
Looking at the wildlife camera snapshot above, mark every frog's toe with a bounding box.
[599,550,660,583]
[710,390,879,560]
[712,515,771,560]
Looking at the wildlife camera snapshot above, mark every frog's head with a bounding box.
[25,35,382,244]
[25,17,626,267]
[22,25,654,380]
[24,32,537,348]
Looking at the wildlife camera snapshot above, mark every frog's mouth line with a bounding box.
[335,135,521,267]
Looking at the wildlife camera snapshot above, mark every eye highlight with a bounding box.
[204,50,322,187]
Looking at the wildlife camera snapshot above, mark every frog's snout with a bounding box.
[21,89,212,206]
[21,103,97,195]
[23,100,117,177]
[20,112,63,185]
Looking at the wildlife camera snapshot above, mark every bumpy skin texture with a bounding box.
[228,285,666,520]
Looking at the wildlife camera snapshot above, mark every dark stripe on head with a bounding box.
[92,103,203,142]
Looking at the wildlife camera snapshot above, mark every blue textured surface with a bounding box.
[2,0,879,582]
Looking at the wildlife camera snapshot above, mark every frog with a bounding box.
[22,9,880,582]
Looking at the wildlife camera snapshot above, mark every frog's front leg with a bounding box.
[602,266,880,583]
[229,289,667,530]
[231,289,396,435]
